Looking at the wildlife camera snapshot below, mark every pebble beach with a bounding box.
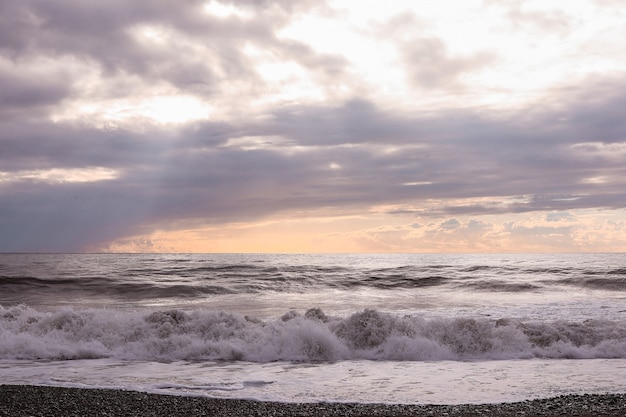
[1,385,625,417]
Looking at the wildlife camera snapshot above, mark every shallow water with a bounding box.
[2,358,626,404]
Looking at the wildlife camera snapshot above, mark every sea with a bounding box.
[1,253,626,405]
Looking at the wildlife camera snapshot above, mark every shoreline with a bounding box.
[1,385,625,417]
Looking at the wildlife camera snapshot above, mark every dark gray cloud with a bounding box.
[0,0,343,106]
[2,75,626,251]
[0,68,70,112]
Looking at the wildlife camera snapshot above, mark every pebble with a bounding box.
[1,385,625,417]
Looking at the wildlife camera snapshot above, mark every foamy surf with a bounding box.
[2,305,625,362]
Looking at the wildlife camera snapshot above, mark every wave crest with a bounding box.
[1,305,626,362]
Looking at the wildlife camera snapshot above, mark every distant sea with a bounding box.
[1,253,626,404]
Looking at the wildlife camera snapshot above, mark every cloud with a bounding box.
[2,77,626,251]
[375,11,495,90]
[1,0,625,252]
[401,37,495,89]
[504,6,572,36]
[0,62,71,113]
[0,0,347,124]
[545,212,574,222]
[440,218,461,230]
[324,211,626,253]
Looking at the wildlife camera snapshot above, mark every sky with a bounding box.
[1,0,626,253]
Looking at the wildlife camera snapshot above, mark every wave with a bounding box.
[2,305,625,362]
[459,280,541,292]
[3,256,626,300]
[556,277,626,291]
[0,276,235,298]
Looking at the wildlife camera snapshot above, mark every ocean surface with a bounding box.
[1,253,626,404]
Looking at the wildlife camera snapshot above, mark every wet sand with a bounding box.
[1,385,625,416]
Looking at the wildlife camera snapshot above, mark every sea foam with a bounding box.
[1,305,626,362]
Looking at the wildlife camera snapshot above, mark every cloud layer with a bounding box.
[1,0,625,252]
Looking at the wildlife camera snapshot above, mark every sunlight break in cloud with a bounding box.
[0,168,120,184]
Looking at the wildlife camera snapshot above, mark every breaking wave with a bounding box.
[2,305,625,362]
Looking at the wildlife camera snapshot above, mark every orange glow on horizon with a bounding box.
[96,209,626,254]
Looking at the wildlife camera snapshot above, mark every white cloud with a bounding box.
[0,168,120,184]
[203,1,252,19]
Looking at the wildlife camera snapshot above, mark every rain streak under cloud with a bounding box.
[1,0,626,253]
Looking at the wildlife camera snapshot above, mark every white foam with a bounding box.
[2,305,626,362]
